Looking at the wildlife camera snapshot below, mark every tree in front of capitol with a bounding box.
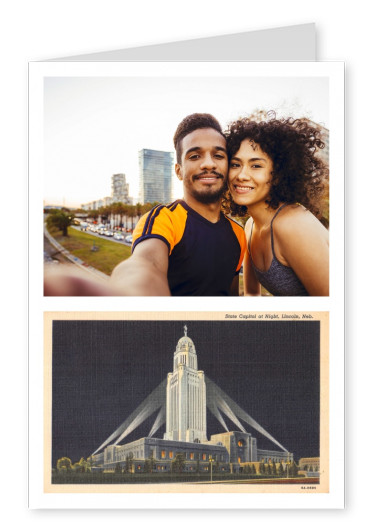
[172,453,186,474]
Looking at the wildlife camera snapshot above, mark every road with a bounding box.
[72,225,132,246]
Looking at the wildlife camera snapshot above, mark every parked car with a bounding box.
[105,230,114,237]
[114,232,124,241]
[124,234,133,244]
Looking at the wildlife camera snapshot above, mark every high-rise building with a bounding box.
[138,149,174,204]
[165,325,207,443]
[81,175,130,211]
[111,173,130,203]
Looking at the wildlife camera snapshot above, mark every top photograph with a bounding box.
[39,64,335,297]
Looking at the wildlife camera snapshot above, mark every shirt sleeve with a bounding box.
[132,204,186,255]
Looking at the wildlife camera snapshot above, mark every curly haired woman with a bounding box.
[224,115,329,296]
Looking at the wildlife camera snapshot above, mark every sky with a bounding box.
[51,319,320,466]
[44,75,329,208]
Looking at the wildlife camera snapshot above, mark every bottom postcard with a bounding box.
[38,311,333,507]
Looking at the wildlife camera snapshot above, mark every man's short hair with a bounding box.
[173,113,224,164]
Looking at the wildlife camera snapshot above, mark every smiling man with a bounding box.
[111,113,246,296]
[44,114,246,297]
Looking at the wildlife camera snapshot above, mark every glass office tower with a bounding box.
[139,149,174,204]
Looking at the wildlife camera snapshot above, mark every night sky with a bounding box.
[52,320,320,466]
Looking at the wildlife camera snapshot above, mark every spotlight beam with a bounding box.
[92,378,166,455]
[206,377,288,452]
[148,405,166,438]
[207,402,229,432]
[216,396,247,432]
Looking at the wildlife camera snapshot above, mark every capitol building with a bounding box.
[91,326,293,474]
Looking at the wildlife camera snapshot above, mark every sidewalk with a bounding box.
[44,225,109,280]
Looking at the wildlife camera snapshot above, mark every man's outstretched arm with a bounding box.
[110,238,171,296]
[44,238,170,296]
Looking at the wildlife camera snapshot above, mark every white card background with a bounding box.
[29,59,344,510]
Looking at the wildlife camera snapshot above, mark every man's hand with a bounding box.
[44,239,171,297]
[44,265,120,296]
[110,239,171,296]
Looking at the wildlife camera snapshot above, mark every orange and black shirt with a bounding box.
[132,200,246,296]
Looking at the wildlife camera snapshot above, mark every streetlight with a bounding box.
[209,457,214,483]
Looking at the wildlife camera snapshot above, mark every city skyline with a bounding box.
[44,74,329,207]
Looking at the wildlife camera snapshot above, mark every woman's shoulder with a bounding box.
[244,216,254,238]
[273,204,328,240]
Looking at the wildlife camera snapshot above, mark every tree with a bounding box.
[135,202,143,218]
[144,459,151,473]
[46,210,74,236]
[72,457,91,473]
[195,456,200,475]
[109,202,126,229]
[144,455,156,474]
[127,205,137,231]
[172,453,186,474]
[290,461,299,477]
[97,205,111,225]
[57,456,73,472]
[88,209,99,223]
[125,452,134,473]
[114,463,122,474]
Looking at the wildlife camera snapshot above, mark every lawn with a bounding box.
[49,227,132,275]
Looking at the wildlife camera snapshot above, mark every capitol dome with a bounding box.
[176,335,195,351]
[175,326,196,355]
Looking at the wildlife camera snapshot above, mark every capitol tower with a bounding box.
[164,326,207,443]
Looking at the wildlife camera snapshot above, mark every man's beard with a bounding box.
[189,174,227,205]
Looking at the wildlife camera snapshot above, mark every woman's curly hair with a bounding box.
[222,114,328,219]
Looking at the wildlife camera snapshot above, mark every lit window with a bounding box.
[202,454,206,460]
[161,450,166,458]
[169,451,173,459]
[190,453,194,460]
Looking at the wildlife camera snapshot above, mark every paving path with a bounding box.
[43,226,109,279]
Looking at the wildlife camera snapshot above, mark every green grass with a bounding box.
[49,227,132,275]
